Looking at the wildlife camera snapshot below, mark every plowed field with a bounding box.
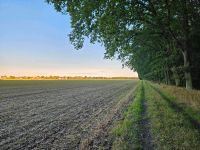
[0,80,137,149]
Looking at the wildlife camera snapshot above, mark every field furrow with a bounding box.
[0,80,137,149]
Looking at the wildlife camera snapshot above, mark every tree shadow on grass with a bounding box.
[150,84,200,132]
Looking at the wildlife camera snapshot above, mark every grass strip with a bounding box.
[112,81,144,150]
[151,82,200,126]
[145,81,200,149]
[153,83,200,110]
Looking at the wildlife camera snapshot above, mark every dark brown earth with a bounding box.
[140,84,154,150]
[140,100,154,150]
[0,80,137,150]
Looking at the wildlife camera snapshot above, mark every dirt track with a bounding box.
[0,80,137,149]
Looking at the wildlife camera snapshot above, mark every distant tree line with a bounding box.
[47,0,200,89]
[0,76,137,80]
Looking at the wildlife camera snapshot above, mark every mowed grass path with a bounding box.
[112,81,200,150]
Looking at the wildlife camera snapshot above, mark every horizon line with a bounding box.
[0,75,138,78]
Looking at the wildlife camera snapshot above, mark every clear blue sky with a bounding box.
[0,0,137,77]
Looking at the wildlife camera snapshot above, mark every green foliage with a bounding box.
[47,0,200,89]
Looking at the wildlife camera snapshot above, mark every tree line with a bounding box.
[0,76,137,80]
[47,0,200,89]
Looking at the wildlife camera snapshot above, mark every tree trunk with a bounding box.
[171,67,180,86]
[164,69,171,85]
[182,0,192,90]
[182,50,193,89]
[164,70,168,84]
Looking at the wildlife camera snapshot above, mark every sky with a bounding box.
[0,0,138,77]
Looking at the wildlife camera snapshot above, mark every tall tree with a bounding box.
[47,0,200,89]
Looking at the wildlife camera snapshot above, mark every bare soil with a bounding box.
[139,84,154,150]
[0,80,137,149]
[140,100,154,150]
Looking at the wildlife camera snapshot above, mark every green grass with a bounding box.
[155,83,200,110]
[144,81,200,149]
[111,81,200,150]
[152,82,200,125]
[112,81,144,150]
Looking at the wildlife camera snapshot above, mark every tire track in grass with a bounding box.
[145,82,200,149]
[140,84,154,150]
[149,84,200,132]
[112,81,153,150]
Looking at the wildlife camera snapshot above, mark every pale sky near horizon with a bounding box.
[0,0,138,77]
